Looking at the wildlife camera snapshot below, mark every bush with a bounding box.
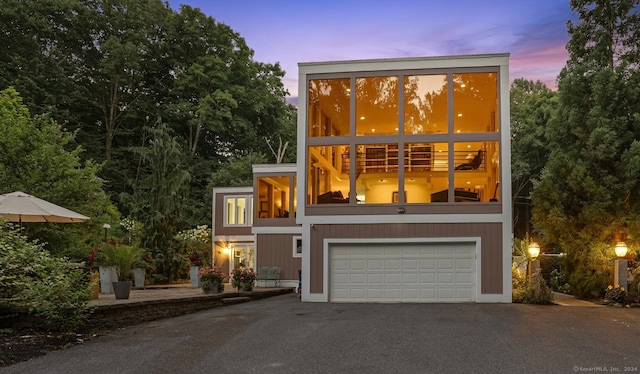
[603,285,626,305]
[522,272,555,304]
[512,263,555,304]
[0,222,94,332]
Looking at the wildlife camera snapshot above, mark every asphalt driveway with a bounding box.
[1,294,639,373]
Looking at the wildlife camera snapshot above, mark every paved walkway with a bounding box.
[92,284,598,307]
[90,283,288,306]
[553,292,604,307]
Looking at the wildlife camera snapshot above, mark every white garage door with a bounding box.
[329,242,476,302]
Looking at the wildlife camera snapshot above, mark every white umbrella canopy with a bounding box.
[0,191,90,223]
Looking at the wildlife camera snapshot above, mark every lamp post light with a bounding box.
[614,241,628,290]
[527,242,541,282]
[102,223,111,242]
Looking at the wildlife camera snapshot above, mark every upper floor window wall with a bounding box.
[306,69,500,206]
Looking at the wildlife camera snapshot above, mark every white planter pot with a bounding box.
[189,266,200,288]
[99,266,118,294]
[133,268,146,288]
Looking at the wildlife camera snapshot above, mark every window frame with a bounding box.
[292,236,302,258]
[223,195,253,227]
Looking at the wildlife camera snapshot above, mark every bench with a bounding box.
[257,266,281,287]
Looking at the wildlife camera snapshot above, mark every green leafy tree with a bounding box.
[0,1,297,236]
[121,122,190,280]
[532,0,640,297]
[0,88,116,260]
[510,78,557,237]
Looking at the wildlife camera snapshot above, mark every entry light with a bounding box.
[614,241,628,258]
[528,242,540,259]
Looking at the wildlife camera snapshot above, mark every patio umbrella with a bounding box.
[0,191,90,224]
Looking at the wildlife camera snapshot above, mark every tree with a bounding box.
[510,78,557,237]
[120,122,190,281]
[0,87,116,260]
[531,0,640,297]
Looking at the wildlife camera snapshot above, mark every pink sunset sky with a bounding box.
[167,0,573,99]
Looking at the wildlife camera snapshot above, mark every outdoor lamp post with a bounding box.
[614,241,628,290]
[527,242,541,282]
[103,223,111,242]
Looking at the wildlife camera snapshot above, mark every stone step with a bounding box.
[222,296,250,305]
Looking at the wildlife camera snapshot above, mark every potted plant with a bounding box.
[91,239,120,294]
[231,267,257,291]
[132,251,153,289]
[187,249,204,288]
[109,245,143,299]
[198,266,227,294]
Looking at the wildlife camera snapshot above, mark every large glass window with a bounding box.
[308,78,350,137]
[404,75,448,134]
[405,143,447,203]
[224,196,252,226]
[308,145,350,204]
[452,141,500,202]
[453,73,498,133]
[306,70,500,207]
[356,76,399,136]
[257,176,292,218]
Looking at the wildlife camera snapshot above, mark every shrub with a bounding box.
[0,222,94,332]
[512,263,555,304]
[522,272,555,304]
[604,285,626,305]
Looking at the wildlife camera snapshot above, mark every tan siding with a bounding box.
[256,234,302,282]
[309,223,503,295]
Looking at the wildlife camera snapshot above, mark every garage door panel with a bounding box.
[368,259,383,270]
[384,273,401,283]
[330,242,476,302]
[402,273,418,283]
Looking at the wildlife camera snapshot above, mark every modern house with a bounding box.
[213,53,512,303]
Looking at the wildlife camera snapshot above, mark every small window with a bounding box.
[224,196,253,227]
[293,236,302,258]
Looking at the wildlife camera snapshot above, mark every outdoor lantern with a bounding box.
[528,242,540,259]
[102,223,111,241]
[614,241,628,258]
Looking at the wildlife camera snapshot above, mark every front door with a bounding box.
[232,244,255,271]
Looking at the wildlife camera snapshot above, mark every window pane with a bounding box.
[308,78,350,137]
[402,143,448,204]
[226,197,236,225]
[236,197,246,224]
[257,177,291,218]
[453,141,500,202]
[404,75,448,134]
[354,144,398,204]
[356,76,399,136]
[453,73,498,133]
[308,145,350,204]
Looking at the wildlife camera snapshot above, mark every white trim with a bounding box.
[253,164,297,173]
[213,235,254,242]
[212,187,252,194]
[297,213,506,225]
[292,236,302,258]
[298,54,510,75]
[499,63,513,303]
[316,237,482,303]
[251,226,302,235]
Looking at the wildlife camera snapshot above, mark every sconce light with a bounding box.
[614,241,628,258]
[528,242,540,259]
